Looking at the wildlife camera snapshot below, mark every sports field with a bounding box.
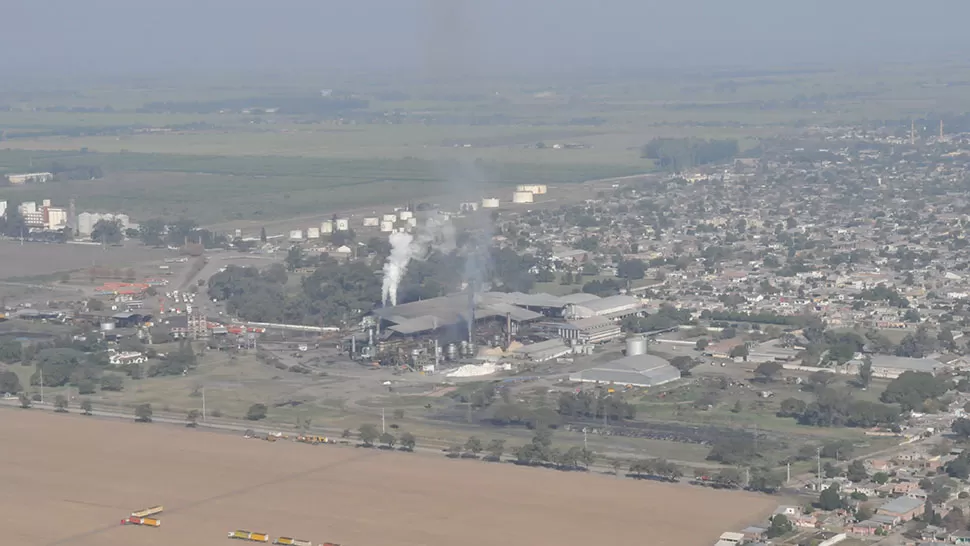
[1,410,775,546]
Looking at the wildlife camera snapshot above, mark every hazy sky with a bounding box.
[5,0,970,78]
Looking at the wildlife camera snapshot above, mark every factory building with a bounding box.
[564,294,643,321]
[321,221,334,234]
[77,212,131,237]
[558,316,623,344]
[569,354,680,388]
[335,218,350,231]
[362,217,379,227]
[481,198,500,208]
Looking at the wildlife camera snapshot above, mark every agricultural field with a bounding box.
[5,63,970,225]
[0,410,777,546]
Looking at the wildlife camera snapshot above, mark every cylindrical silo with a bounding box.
[512,191,534,204]
[626,336,647,356]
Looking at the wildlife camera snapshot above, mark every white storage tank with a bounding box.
[512,191,534,204]
[516,184,547,195]
[289,229,304,241]
[362,217,379,227]
[335,218,350,231]
[398,210,413,221]
[379,221,394,232]
[306,227,321,239]
[481,197,500,208]
[626,336,647,356]
[321,221,334,234]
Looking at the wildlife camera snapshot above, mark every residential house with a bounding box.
[772,505,817,528]
[876,496,925,523]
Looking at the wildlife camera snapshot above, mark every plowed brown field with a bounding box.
[0,411,775,546]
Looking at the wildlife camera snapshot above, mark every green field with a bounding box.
[3,63,970,224]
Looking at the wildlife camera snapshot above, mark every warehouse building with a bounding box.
[865,355,945,379]
[569,353,680,387]
[558,316,623,344]
[564,294,643,320]
[513,338,572,362]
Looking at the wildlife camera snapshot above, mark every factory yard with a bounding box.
[1,410,774,546]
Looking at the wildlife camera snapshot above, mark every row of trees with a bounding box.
[640,137,740,172]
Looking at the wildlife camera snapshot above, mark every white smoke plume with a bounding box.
[381,214,455,307]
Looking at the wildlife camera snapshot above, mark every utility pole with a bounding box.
[202,387,206,422]
[583,427,588,451]
[39,367,44,404]
[787,462,791,484]
[381,407,385,434]
[817,446,823,491]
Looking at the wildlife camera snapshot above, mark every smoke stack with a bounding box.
[467,283,476,344]
[506,312,512,348]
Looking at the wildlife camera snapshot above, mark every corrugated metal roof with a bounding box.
[871,355,941,373]
[877,496,923,514]
[568,353,680,387]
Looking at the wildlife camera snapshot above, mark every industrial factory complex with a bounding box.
[357,288,681,387]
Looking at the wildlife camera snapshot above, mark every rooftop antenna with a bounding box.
[940,119,944,140]
[910,120,915,145]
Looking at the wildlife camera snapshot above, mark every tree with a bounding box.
[53,394,68,413]
[379,432,396,449]
[485,439,506,461]
[881,371,947,411]
[946,458,970,480]
[341,428,352,439]
[847,460,868,482]
[766,514,794,538]
[358,423,379,446]
[399,432,416,451]
[260,227,267,243]
[100,374,124,391]
[669,356,699,375]
[464,436,483,456]
[617,259,646,280]
[858,356,873,388]
[818,484,843,510]
[808,370,835,391]
[186,409,201,427]
[77,379,96,395]
[18,392,30,408]
[0,340,22,363]
[245,403,268,421]
[778,397,807,418]
[952,418,970,439]
[872,471,889,484]
[694,338,709,351]
[80,399,93,415]
[134,403,153,423]
[138,218,166,247]
[754,361,783,381]
[729,344,749,361]
[91,219,123,244]
[0,370,22,394]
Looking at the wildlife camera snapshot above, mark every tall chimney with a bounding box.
[506,312,512,349]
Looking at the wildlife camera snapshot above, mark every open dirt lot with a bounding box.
[0,240,163,280]
[2,410,775,546]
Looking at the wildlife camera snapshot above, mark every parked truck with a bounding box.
[228,530,270,542]
[121,516,161,527]
[273,538,313,546]
[131,505,163,518]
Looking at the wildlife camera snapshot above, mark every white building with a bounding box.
[362,217,379,227]
[0,200,7,218]
[6,172,53,185]
[321,221,334,234]
[481,198,500,208]
[335,218,350,231]
[512,191,534,204]
[19,201,37,215]
[515,184,547,195]
[46,208,67,229]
